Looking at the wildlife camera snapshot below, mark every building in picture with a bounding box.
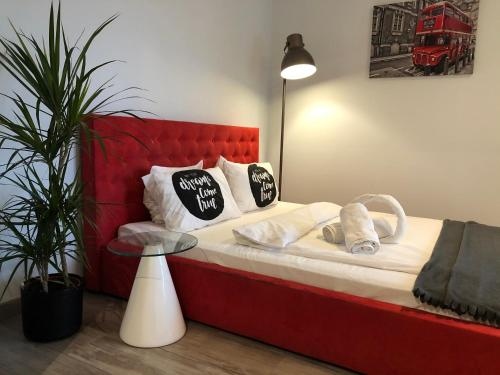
[371,2,418,58]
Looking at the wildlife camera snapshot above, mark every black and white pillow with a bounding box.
[142,161,204,224]
[217,156,279,213]
[149,167,241,232]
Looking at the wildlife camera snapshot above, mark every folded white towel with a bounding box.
[233,202,341,249]
[340,203,380,254]
[323,219,394,244]
[351,194,407,244]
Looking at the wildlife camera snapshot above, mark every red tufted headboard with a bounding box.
[81,116,259,291]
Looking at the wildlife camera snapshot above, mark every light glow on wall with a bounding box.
[293,98,353,134]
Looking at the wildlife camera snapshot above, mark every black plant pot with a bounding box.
[21,273,83,342]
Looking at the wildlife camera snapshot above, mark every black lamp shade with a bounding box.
[280,34,317,80]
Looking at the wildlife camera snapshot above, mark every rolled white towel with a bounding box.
[322,222,344,244]
[351,194,407,244]
[323,219,394,245]
[340,203,380,254]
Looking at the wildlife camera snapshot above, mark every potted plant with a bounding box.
[0,3,141,341]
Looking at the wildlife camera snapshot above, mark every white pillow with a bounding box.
[149,167,241,232]
[142,161,203,224]
[217,156,279,212]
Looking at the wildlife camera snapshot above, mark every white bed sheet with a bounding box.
[118,202,460,318]
[232,207,442,275]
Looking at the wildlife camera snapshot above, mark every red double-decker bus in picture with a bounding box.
[413,1,474,75]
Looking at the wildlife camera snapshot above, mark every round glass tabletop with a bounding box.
[107,231,198,257]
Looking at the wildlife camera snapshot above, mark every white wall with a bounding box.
[0,0,272,302]
[268,0,500,225]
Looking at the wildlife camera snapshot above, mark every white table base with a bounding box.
[119,244,186,348]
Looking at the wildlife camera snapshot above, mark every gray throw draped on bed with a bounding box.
[413,219,500,325]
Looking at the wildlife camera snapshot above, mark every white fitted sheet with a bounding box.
[118,202,463,318]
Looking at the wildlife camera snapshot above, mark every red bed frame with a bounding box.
[82,116,500,375]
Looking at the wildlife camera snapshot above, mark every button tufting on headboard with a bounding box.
[81,116,259,291]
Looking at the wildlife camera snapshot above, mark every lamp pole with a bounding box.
[278,78,287,200]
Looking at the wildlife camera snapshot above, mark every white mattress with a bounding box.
[119,202,468,320]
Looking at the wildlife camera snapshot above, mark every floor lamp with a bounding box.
[279,33,317,200]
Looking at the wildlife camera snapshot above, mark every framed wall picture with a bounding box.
[370,0,480,78]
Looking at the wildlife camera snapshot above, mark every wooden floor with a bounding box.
[0,293,357,375]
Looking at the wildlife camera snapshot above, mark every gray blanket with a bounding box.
[413,219,500,325]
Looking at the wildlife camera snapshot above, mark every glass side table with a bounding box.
[107,231,197,348]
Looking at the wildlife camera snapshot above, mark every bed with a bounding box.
[82,116,500,375]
